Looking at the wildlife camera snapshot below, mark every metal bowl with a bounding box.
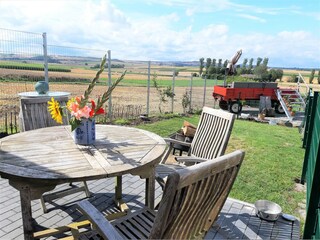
[254,200,282,221]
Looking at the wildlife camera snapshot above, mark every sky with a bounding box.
[0,0,319,68]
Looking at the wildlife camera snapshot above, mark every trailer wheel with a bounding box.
[219,100,229,110]
[274,102,285,114]
[230,101,242,114]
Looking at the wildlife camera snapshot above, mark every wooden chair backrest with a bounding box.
[20,97,69,131]
[190,107,235,159]
[150,150,245,239]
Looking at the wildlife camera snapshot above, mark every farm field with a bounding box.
[0,62,217,119]
[0,61,319,123]
[0,81,212,113]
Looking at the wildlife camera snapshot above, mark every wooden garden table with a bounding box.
[0,125,166,240]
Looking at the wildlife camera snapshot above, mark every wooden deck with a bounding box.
[0,174,300,239]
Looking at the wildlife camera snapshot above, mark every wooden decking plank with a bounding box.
[0,172,300,240]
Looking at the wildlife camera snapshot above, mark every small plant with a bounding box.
[290,110,296,116]
[152,73,174,114]
[287,74,298,83]
[182,90,191,114]
[113,118,131,125]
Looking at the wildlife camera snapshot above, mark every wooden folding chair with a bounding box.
[75,150,245,239]
[156,106,236,189]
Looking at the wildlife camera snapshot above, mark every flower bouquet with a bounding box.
[48,54,126,144]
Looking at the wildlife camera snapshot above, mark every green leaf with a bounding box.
[79,54,107,109]
[70,118,81,132]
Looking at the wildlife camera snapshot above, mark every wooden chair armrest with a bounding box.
[159,138,191,164]
[77,200,123,240]
[163,138,192,147]
[175,156,209,164]
[159,137,192,164]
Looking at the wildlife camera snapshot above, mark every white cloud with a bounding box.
[185,8,195,17]
[0,0,319,67]
[237,14,266,23]
[226,31,320,67]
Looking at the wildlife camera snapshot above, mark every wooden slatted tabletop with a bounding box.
[0,125,167,240]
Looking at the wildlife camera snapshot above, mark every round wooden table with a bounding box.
[0,125,166,240]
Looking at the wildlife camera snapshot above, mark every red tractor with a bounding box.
[212,82,285,114]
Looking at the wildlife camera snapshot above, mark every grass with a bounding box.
[136,114,199,136]
[97,77,222,87]
[136,115,305,224]
[77,74,255,87]
[227,120,305,212]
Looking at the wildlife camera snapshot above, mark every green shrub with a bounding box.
[113,118,131,125]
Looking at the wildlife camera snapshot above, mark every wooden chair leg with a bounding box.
[40,181,91,213]
[40,195,48,213]
[83,181,91,198]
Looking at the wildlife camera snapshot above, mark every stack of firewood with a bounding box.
[182,121,197,137]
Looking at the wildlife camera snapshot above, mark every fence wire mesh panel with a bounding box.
[0,28,44,134]
[0,28,215,135]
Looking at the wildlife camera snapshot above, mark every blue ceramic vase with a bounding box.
[35,81,49,94]
[73,118,96,145]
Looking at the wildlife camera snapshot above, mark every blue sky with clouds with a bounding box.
[1,0,319,68]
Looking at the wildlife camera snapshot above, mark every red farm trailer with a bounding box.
[212,82,285,114]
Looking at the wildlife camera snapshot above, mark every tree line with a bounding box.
[91,63,125,69]
[199,57,284,82]
[308,69,320,84]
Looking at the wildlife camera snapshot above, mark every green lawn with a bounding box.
[136,115,305,223]
[97,77,221,87]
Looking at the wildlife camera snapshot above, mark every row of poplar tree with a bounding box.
[199,56,320,83]
[308,69,320,84]
[199,57,285,82]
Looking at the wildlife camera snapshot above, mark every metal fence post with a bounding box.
[171,69,176,113]
[203,75,207,107]
[189,74,193,113]
[147,61,151,116]
[42,32,49,83]
[107,50,112,119]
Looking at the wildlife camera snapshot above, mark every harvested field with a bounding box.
[0,68,104,81]
[0,67,190,82]
[283,69,312,75]
[0,66,211,117]
[0,78,213,133]
[1,65,319,133]
[0,81,211,115]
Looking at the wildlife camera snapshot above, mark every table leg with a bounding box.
[114,176,129,212]
[19,185,33,240]
[145,169,155,210]
[115,176,122,202]
[8,180,56,240]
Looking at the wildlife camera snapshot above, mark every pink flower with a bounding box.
[67,98,92,120]
[73,105,91,120]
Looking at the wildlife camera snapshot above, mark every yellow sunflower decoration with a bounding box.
[48,97,63,124]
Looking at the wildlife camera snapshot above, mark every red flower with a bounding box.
[90,100,105,117]
[95,107,105,115]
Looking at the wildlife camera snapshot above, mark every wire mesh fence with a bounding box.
[0,28,216,135]
[0,28,45,134]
